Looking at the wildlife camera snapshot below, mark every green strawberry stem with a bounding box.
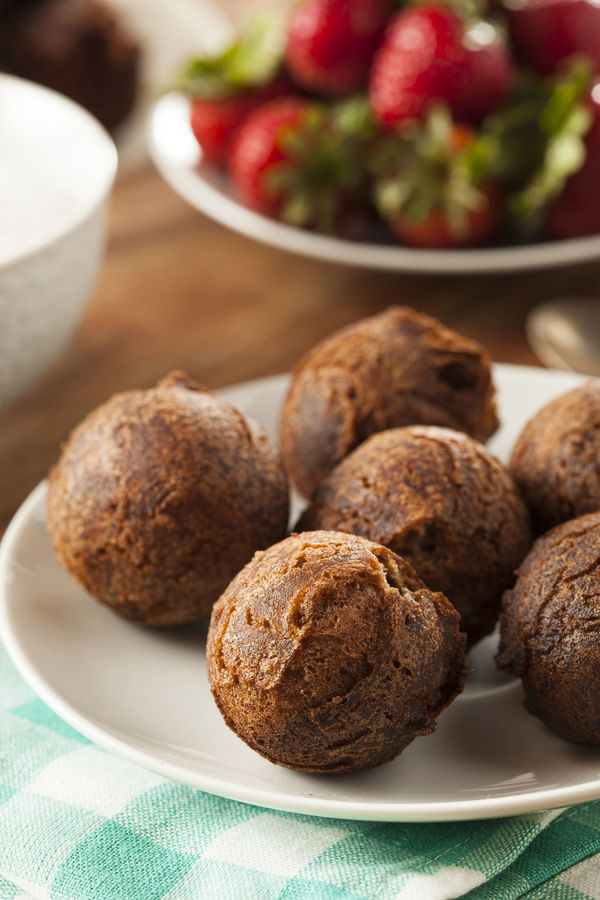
[372,105,491,238]
[266,97,376,232]
[174,18,284,100]
[480,55,593,236]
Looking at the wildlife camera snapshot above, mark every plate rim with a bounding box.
[147,93,600,276]
[3,364,600,823]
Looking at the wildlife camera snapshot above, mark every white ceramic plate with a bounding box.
[148,93,600,274]
[2,364,600,823]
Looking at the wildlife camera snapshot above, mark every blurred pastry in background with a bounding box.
[0,0,140,130]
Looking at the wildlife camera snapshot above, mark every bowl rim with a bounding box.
[148,91,600,275]
[0,74,118,270]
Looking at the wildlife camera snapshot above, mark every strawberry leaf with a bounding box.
[509,103,591,234]
[479,75,553,188]
[332,95,377,141]
[506,57,593,235]
[174,18,284,100]
[263,99,376,233]
[541,55,592,135]
[371,105,491,237]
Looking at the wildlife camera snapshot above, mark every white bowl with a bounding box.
[0,75,118,409]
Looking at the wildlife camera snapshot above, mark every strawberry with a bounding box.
[372,107,501,248]
[189,77,290,166]
[228,96,374,228]
[507,0,600,76]
[228,97,306,215]
[547,77,600,237]
[176,20,288,165]
[392,182,501,247]
[369,5,515,127]
[285,0,388,96]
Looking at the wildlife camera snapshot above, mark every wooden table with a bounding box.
[2,164,599,533]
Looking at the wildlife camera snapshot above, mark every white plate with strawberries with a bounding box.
[148,0,600,273]
[148,92,600,274]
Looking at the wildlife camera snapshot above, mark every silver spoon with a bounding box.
[526,297,600,377]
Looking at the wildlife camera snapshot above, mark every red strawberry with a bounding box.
[394,183,501,247]
[286,0,388,96]
[508,0,600,75]
[190,95,251,166]
[369,5,515,127]
[547,77,600,237]
[190,77,290,166]
[177,20,287,166]
[228,97,308,215]
[372,109,501,248]
[228,96,373,227]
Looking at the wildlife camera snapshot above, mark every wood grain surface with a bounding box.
[2,164,599,533]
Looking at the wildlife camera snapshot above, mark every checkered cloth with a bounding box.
[2,643,600,899]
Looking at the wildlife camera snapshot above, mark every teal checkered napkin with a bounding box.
[2,642,600,900]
